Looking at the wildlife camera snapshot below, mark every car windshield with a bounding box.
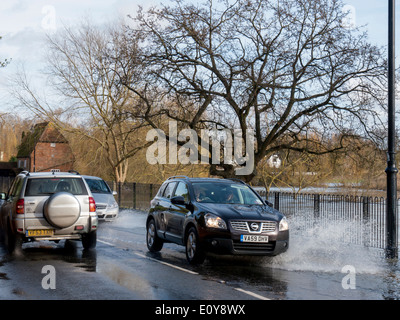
[85,178,112,194]
[192,182,264,205]
[25,178,88,196]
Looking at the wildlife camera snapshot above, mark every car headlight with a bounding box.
[205,213,227,230]
[279,217,289,231]
[109,202,119,209]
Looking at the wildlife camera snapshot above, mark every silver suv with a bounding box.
[0,171,98,253]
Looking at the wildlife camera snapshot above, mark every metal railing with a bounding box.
[107,181,162,211]
[261,191,389,250]
[110,182,392,250]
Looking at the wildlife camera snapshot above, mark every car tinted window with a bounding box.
[173,182,189,202]
[157,183,167,197]
[7,178,18,198]
[85,178,111,194]
[192,182,263,205]
[25,178,88,196]
[9,177,24,198]
[163,182,176,199]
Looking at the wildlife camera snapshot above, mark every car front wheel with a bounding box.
[185,227,205,265]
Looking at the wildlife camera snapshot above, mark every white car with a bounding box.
[0,171,98,253]
[82,175,119,221]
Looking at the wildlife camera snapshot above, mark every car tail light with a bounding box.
[16,199,24,214]
[89,197,96,212]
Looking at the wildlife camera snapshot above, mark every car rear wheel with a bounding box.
[146,218,163,252]
[82,231,97,249]
[185,227,205,265]
[82,230,97,249]
[5,221,22,254]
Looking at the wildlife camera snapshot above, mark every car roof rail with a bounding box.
[68,170,80,175]
[167,175,190,180]
[20,170,30,176]
[227,178,246,184]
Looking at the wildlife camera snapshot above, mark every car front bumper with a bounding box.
[200,228,289,256]
[97,207,119,221]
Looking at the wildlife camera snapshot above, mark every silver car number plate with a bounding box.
[240,235,269,243]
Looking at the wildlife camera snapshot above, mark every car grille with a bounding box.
[96,204,107,210]
[230,221,276,233]
[233,241,276,252]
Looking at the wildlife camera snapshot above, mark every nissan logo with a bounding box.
[250,222,259,231]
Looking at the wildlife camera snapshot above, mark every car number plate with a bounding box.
[240,235,269,243]
[26,229,54,237]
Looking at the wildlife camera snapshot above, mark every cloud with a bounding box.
[1,28,46,64]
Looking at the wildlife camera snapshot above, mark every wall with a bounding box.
[31,142,74,172]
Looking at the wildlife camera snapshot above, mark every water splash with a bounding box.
[269,216,386,274]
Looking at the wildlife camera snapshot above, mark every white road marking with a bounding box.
[234,287,271,300]
[97,239,115,247]
[133,252,199,275]
[99,237,272,300]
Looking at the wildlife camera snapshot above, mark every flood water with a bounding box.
[262,216,400,299]
[107,210,400,300]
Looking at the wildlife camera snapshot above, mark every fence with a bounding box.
[107,181,162,211]
[0,176,13,193]
[0,177,396,251]
[260,191,389,250]
[110,182,392,251]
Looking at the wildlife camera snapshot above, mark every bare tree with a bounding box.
[11,21,150,182]
[126,0,387,182]
[0,113,32,161]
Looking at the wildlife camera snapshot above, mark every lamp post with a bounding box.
[386,0,398,259]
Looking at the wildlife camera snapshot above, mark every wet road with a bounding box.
[0,209,400,300]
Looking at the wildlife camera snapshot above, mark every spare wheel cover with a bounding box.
[44,192,81,228]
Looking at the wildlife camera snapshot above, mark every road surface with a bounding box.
[0,209,399,302]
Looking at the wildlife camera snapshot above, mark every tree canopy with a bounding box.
[11,0,389,184]
[123,0,387,181]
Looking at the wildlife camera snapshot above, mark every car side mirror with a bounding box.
[265,200,273,208]
[0,192,6,200]
[171,195,185,205]
[112,191,117,196]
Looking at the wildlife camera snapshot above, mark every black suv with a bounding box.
[146,176,289,264]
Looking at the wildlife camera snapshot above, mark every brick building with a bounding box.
[17,122,75,172]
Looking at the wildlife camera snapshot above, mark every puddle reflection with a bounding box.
[11,240,98,272]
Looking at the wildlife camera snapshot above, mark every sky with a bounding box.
[0,0,154,114]
[0,0,398,115]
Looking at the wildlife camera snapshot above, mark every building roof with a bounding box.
[17,122,68,158]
